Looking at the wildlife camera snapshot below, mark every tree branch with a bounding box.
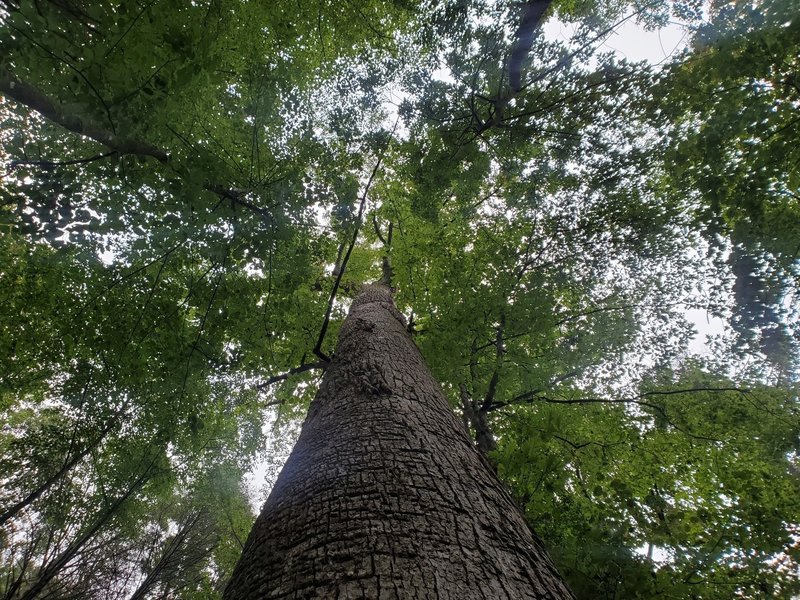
[508,0,554,93]
[519,9,648,93]
[0,69,168,162]
[9,150,117,169]
[1,69,269,220]
[205,184,273,223]
[312,120,398,361]
[372,214,387,246]
[494,386,753,442]
[374,218,394,286]
[257,361,328,391]
[498,384,747,411]
[639,386,750,398]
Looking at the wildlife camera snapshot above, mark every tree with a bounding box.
[494,364,800,598]
[224,283,573,599]
[1,0,798,598]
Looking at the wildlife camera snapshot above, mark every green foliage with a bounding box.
[496,366,800,598]
[1,0,799,597]
[648,0,800,372]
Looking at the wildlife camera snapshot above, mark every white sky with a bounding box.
[543,16,691,64]
[542,16,728,357]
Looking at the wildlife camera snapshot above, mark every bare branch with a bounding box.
[257,361,328,391]
[313,119,399,361]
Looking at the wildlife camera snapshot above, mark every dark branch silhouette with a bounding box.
[508,0,553,93]
[312,120,398,362]
[9,151,117,169]
[1,69,271,220]
[0,69,167,161]
[257,361,328,391]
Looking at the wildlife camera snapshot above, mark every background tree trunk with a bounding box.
[225,284,573,599]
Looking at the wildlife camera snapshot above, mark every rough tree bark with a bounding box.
[225,284,574,599]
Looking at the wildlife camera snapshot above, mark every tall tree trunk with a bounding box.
[225,284,573,599]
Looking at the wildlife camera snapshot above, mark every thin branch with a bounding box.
[127,250,171,342]
[639,386,750,398]
[179,249,228,402]
[536,429,615,451]
[481,315,505,411]
[312,120,398,362]
[493,386,752,442]
[9,151,117,169]
[111,58,178,106]
[500,385,746,410]
[104,0,159,59]
[72,240,187,325]
[0,418,117,527]
[205,184,272,222]
[372,214,387,246]
[502,68,635,126]
[257,361,328,391]
[519,8,650,93]
[2,70,273,222]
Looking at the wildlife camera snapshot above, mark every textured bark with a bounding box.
[225,284,573,599]
[459,384,498,461]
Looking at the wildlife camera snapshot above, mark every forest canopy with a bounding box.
[1,0,798,598]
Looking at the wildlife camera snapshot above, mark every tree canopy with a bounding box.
[1,0,798,598]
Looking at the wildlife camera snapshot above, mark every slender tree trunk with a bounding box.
[0,419,116,527]
[459,383,498,460]
[11,456,157,600]
[225,284,573,599]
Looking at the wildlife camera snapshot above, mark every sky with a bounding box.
[542,15,729,357]
[543,14,691,64]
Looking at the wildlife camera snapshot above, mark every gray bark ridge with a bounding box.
[225,284,574,599]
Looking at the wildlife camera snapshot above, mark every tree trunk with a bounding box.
[225,284,573,599]
[459,383,498,461]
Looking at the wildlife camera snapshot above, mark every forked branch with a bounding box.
[257,361,328,391]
